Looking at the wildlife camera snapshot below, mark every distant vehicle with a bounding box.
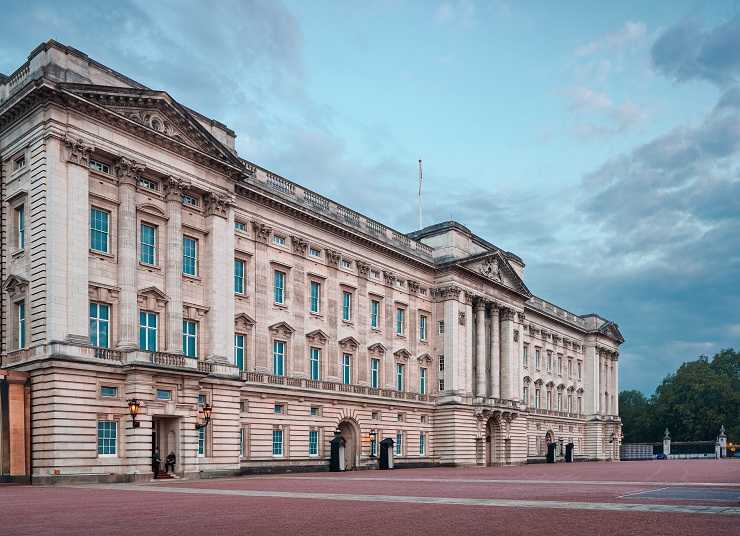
[656,453,667,460]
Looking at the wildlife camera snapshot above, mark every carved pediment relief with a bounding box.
[269,321,295,337]
[137,286,168,309]
[394,348,411,361]
[367,343,387,356]
[459,251,531,297]
[339,336,359,350]
[2,275,29,300]
[183,302,209,320]
[597,322,625,344]
[89,284,120,303]
[417,353,433,365]
[306,329,329,345]
[235,313,255,331]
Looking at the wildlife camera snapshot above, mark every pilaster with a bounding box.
[164,177,188,354]
[489,304,500,399]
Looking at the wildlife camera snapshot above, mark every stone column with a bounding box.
[204,192,235,363]
[164,177,188,354]
[437,286,462,395]
[600,352,607,415]
[114,157,144,350]
[252,220,272,372]
[474,299,487,398]
[489,305,500,399]
[613,353,619,415]
[517,313,526,402]
[500,307,515,400]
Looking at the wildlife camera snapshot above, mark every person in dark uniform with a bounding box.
[152,449,161,476]
[165,451,176,473]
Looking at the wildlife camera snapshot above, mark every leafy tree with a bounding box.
[620,349,739,442]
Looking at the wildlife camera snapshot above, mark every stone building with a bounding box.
[0,41,623,483]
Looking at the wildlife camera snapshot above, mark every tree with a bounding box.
[620,349,739,442]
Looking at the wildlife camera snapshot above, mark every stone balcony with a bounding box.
[526,407,584,419]
[240,371,436,404]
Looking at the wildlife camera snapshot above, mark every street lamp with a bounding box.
[127,398,141,428]
[195,403,212,430]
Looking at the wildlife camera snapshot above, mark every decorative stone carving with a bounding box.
[458,311,466,325]
[165,175,191,202]
[513,329,519,342]
[356,260,371,277]
[306,329,328,345]
[137,286,169,310]
[325,248,342,266]
[382,270,397,285]
[517,312,526,323]
[268,321,295,338]
[291,235,308,255]
[183,302,209,320]
[339,336,359,350]
[393,348,411,361]
[235,313,255,332]
[499,307,514,321]
[204,191,234,218]
[431,285,461,301]
[479,256,502,281]
[88,284,120,303]
[251,220,273,242]
[63,135,94,167]
[417,353,433,365]
[406,279,421,293]
[114,156,145,188]
[2,275,29,300]
[367,343,386,356]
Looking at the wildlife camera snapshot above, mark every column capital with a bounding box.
[63,135,94,167]
[500,306,516,321]
[164,175,191,202]
[473,298,487,312]
[290,235,308,255]
[431,284,462,302]
[251,220,272,242]
[204,191,235,218]
[114,156,145,188]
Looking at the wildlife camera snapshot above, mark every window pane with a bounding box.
[183,237,197,276]
[234,259,245,294]
[140,224,156,264]
[90,208,109,253]
[97,421,117,455]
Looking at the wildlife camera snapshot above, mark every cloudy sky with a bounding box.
[2,1,738,394]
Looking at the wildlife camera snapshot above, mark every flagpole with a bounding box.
[418,159,423,230]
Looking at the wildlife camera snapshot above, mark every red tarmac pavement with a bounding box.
[2,460,739,536]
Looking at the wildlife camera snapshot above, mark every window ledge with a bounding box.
[11,248,25,259]
[139,262,161,271]
[90,249,114,260]
[183,274,201,282]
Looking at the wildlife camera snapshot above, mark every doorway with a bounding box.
[337,420,360,470]
[152,416,181,476]
[486,416,503,466]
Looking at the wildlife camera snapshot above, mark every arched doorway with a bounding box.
[337,420,360,470]
[486,416,503,467]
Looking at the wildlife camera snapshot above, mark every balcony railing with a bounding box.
[528,407,583,418]
[240,372,435,402]
[151,351,188,368]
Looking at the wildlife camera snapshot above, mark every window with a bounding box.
[156,389,172,401]
[421,415,428,424]
[535,388,541,409]
[139,311,158,351]
[89,159,110,174]
[523,345,529,368]
[568,358,573,378]
[310,406,320,416]
[419,367,427,395]
[546,389,552,410]
[272,234,286,246]
[183,237,198,276]
[547,352,552,372]
[309,430,319,456]
[577,396,583,414]
[342,291,352,322]
[197,426,206,456]
[419,314,428,341]
[397,413,405,422]
[272,429,283,456]
[568,393,574,413]
[438,321,444,335]
[240,428,246,457]
[309,247,321,258]
[370,300,380,329]
[15,205,25,249]
[396,363,405,391]
[198,393,207,406]
[182,194,200,207]
[371,411,380,420]
[100,386,118,398]
[274,403,285,414]
[182,320,198,358]
[274,270,285,304]
[558,391,563,411]
[138,177,159,191]
[310,347,321,381]
[370,358,380,389]
[523,384,529,404]
[342,353,352,385]
[14,155,26,171]
[419,432,426,455]
[234,334,245,371]
[89,303,110,348]
[97,421,117,455]
[273,340,286,376]
[370,436,378,457]
[309,281,321,313]
[396,308,406,336]
[395,432,403,455]
[234,259,246,294]
[557,354,563,375]
[577,361,582,380]
[535,348,541,370]
[16,301,25,349]
[438,355,445,391]
[235,221,247,232]
[90,208,110,253]
[240,400,249,413]
[140,223,157,265]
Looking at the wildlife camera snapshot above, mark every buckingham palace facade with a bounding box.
[0,41,623,483]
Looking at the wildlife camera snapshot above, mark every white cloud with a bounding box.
[575,20,647,57]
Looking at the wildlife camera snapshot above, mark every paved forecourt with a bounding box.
[2,460,739,536]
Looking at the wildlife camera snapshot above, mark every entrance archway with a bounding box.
[337,419,360,470]
[486,416,504,467]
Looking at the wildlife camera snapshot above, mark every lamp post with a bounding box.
[127,398,141,428]
[195,403,212,430]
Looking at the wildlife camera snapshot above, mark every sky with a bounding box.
[1,0,738,394]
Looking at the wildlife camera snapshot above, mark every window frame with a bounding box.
[234,334,246,371]
[309,281,321,314]
[139,222,157,266]
[182,319,198,358]
[89,302,111,348]
[309,346,321,381]
[396,363,405,391]
[139,310,158,352]
[16,300,26,349]
[273,339,286,376]
[308,429,319,457]
[182,236,199,277]
[419,366,427,395]
[370,299,380,330]
[15,204,25,250]
[273,270,286,305]
[97,420,118,457]
[419,314,428,341]
[90,207,110,254]
[341,290,352,322]
[234,258,246,295]
[272,429,284,457]
[370,358,380,389]
[342,353,352,385]
[395,307,406,336]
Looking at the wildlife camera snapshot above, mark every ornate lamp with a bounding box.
[127,398,141,428]
[195,403,212,430]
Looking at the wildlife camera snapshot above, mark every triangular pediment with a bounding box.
[394,348,412,360]
[306,329,329,344]
[2,274,29,299]
[235,313,255,331]
[58,83,241,167]
[458,251,531,297]
[417,353,433,364]
[367,342,387,354]
[138,286,168,301]
[598,321,625,344]
[339,336,359,350]
[269,321,295,335]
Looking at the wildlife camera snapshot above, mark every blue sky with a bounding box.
[2,1,738,394]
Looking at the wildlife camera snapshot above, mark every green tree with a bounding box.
[619,390,654,442]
